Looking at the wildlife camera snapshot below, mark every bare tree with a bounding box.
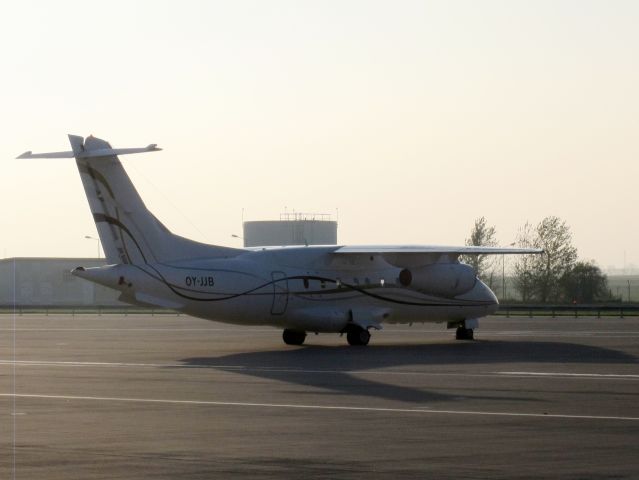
[533,216,578,303]
[462,217,498,288]
[513,222,537,302]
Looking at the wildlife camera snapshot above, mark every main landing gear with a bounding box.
[282,329,306,346]
[345,325,371,346]
[281,326,372,346]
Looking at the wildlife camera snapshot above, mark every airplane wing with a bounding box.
[332,245,542,268]
[334,245,543,255]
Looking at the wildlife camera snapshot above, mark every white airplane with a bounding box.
[19,135,542,346]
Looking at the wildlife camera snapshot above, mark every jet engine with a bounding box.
[398,263,477,297]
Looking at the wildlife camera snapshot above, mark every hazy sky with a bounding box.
[1,1,637,267]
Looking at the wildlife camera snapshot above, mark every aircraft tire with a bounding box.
[282,329,306,346]
[455,327,474,340]
[346,327,371,346]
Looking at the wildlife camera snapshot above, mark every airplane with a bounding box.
[18,135,542,346]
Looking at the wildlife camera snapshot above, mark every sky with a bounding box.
[1,0,638,268]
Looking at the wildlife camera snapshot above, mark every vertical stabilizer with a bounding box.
[72,135,239,264]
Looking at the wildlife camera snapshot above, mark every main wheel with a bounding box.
[455,326,474,340]
[346,328,371,346]
[282,329,306,345]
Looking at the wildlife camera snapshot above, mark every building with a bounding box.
[0,258,123,307]
[243,212,337,247]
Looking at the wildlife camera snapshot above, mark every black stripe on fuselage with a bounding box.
[91,211,492,308]
[133,265,493,308]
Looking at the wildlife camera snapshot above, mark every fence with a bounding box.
[0,305,177,316]
[497,304,639,318]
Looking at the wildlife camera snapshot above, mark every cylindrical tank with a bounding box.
[243,218,337,247]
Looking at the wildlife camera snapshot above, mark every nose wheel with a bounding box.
[455,326,474,340]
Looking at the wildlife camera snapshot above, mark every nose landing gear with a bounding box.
[450,319,478,340]
[455,326,474,340]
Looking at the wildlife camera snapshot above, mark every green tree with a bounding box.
[461,217,498,288]
[560,261,610,303]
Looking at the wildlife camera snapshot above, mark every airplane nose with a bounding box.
[476,279,499,313]
[458,279,499,314]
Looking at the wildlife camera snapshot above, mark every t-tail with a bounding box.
[18,134,241,265]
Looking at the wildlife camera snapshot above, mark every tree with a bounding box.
[560,261,610,303]
[461,217,498,288]
[513,216,578,303]
[532,216,578,303]
[513,222,537,302]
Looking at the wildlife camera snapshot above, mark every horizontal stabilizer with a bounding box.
[16,150,74,159]
[79,144,161,158]
[17,143,160,159]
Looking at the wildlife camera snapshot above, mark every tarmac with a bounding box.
[0,313,638,479]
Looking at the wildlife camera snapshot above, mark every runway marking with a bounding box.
[1,393,637,422]
[487,332,639,338]
[1,360,637,381]
[496,371,639,379]
[0,360,201,368]
[0,328,276,332]
[0,359,501,377]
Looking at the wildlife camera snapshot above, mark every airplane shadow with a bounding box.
[177,341,637,405]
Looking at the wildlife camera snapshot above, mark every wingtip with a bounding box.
[16,151,32,159]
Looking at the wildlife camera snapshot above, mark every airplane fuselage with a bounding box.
[75,246,499,333]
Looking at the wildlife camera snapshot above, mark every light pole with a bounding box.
[84,235,101,259]
[502,242,515,301]
[502,255,506,300]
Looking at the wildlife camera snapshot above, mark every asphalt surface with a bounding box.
[0,314,638,479]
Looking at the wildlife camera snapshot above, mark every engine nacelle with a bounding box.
[398,263,477,297]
